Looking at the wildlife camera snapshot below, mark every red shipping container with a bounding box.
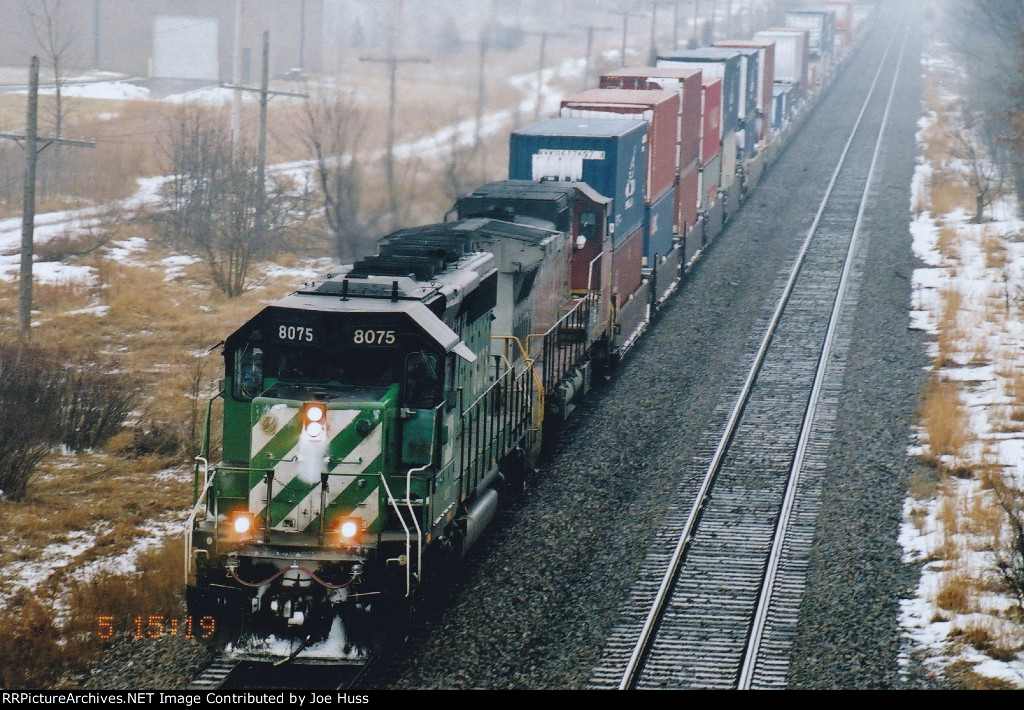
[611,223,644,301]
[677,158,699,235]
[823,0,853,35]
[599,66,703,177]
[700,77,722,165]
[560,89,679,205]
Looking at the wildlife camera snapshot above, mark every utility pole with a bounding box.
[0,57,94,337]
[609,11,641,67]
[580,25,615,91]
[692,0,700,48]
[517,30,568,120]
[648,0,660,65]
[299,0,306,71]
[535,31,549,120]
[475,0,497,149]
[360,0,428,220]
[93,0,100,70]
[223,33,307,236]
[231,0,244,152]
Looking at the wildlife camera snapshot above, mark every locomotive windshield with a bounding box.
[233,342,400,402]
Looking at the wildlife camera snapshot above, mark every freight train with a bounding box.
[185,2,871,663]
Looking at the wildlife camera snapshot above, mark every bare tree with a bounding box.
[25,0,83,197]
[25,0,79,142]
[950,102,1006,224]
[160,107,296,297]
[300,91,384,262]
[945,1,1024,213]
[989,476,1024,616]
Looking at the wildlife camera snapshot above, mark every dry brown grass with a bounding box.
[919,374,970,466]
[935,222,960,262]
[951,618,1023,662]
[936,570,974,614]
[982,231,1008,269]
[944,659,1020,689]
[932,177,973,219]
[0,538,185,689]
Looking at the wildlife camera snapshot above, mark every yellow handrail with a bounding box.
[491,335,545,431]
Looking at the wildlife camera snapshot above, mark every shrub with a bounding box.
[0,343,67,500]
[61,366,140,452]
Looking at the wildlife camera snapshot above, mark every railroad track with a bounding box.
[589,13,912,691]
[188,653,372,691]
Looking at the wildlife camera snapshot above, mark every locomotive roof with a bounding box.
[259,295,477,362]
[296,217,559,303]
[462,180,611,206]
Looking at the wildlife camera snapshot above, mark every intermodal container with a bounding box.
[599,66,703,172]
[560,88,679,205]
[772,83,793,130]
[754,28,809,96]
[657,48,742,136]
[509,117,648,246]
[611,223,644,300]
[784,10,835,58]
[720,130,738,190]
[823,0,854,48]
[714,40,776,122]
[712,44,759,130]
[699,153,722,212]
[644,186,676,265]
[677,158,699,236]
[700,77,722,165]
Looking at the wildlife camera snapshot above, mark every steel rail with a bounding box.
[616,16,909,691]
[737,21,913,690]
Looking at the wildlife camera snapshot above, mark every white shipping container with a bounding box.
[754,28,808,95]
[720,130,738,189]
[784,10,835,58]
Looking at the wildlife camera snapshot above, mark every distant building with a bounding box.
[1,0,328,82]
[0,0,592,83]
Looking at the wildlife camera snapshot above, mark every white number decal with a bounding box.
[278,325,314,342]
[353,329,396,345]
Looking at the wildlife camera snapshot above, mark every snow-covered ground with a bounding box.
[899,47,1024,687]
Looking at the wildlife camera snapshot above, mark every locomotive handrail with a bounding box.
[184,456,215,585]
[378,471,416,597]
[527,293,595,395]
[491,335,545,431]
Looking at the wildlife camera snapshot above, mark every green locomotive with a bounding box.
[186,211,607,661]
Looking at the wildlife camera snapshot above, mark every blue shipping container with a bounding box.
[510,117,648,246]
[658,48,742,136]
[644,185,676,266]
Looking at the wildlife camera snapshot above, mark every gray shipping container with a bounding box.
[509,117,648,247]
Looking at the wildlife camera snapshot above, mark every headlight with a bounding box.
[232,513,254,535]
[302,403,327,438]
[340,519,359,540]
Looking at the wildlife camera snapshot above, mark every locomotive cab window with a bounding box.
[234,345,264,400]
[403,351,441,409]
[580,211,598,241]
